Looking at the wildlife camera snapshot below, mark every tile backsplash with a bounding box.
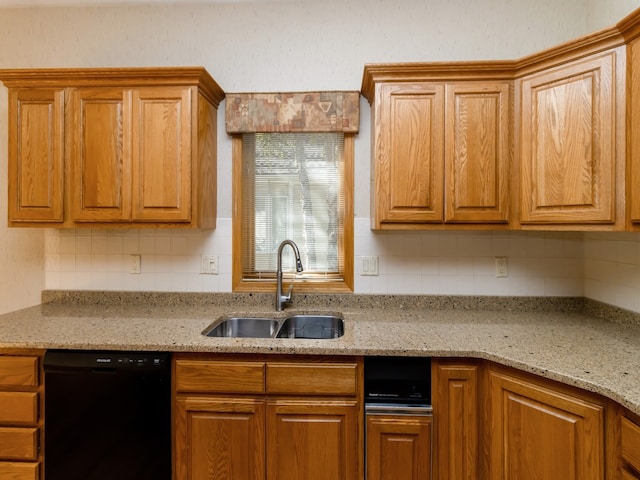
[41,220,640,314]
[45,218,584,297]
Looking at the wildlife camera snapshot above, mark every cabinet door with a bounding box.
[628,37,640,225]
[70,87,132,222]
[174,397,265,480]
[8,88,64,223]
[445,82,510,223]
[622,415,640,475]
[131,87,192,222]
[372,83,445,227]
[366,414,432,480]
[266,399,359,480]
[432,361,479,480]
[488,368,604,480]
[519,50,618,225]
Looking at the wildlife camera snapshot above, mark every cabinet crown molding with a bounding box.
[0,66,225,107]
[362,5,640,103]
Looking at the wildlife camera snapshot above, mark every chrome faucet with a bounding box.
[275,240,304,311]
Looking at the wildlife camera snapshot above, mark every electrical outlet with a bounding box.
[361,256,379,276]
[129,255,141,274]
[201,255,218,275]
[495,257,508,278]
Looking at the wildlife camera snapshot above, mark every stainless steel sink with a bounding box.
[202,314,344,339]
[276,314,344,339]
[203,317,280,338]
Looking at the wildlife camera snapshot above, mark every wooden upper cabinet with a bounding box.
[373,82,445,226]
[445,82,510,223]
[0,67,224,228]
[362,65,512,230]
[519,49,622,227]
[628,36,640,226]
[70,87,132,222]
[7,88,64,223]
[131,87,192,222]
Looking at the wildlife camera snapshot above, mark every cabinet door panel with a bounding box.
[0,427,38,461]
[366,414,432,480]
[132,87,192,222]
[432,361,479,480]
[488,369,604,480]
[266,400,359,480]
[0,462,39,480]
[629,37,640,224]
[266,361,358,396]
[175,397,265,480]
[373,83,445,226]
[0,392,38,424]
[70,88,132,221]
[520,51,617,224]
[8,89,64,223]
[174,360,265,394]
[445,83,510,223]
[0,356,38,387]
[622,416,640,472]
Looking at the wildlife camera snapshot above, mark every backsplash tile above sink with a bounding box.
[44,219,586,297]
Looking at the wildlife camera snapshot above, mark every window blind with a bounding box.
[241,132,345,281]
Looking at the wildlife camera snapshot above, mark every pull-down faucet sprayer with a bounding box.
[275,240,304,311]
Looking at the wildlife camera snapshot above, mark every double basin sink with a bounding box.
[203,313,344,340]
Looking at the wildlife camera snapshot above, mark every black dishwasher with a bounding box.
[43,350,171,480]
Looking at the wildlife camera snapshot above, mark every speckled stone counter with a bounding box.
[1,291,639,416]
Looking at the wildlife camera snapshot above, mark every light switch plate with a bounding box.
[361,256,379,276]
[201,255,218,275]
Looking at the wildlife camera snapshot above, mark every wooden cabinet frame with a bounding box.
[174,354,363,480]
[0,67,223,228]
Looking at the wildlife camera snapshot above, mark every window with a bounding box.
[227,91,359,293]
[232,133,354,292]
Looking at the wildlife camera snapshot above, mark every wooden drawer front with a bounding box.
[0,462,39,480]
[266,362,358,396]
[175,360,265,394]
[0,356,38,387]
[622,416,640,472]
[0,392,38,424]
[623,469,640,480]
[0,427,38,460]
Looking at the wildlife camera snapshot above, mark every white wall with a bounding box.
[0,92,44,314]
[2,0,640,310]
[587,0,640,30]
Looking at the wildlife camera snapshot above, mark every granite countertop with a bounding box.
[0,291,639,416]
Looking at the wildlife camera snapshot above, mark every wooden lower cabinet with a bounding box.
[174,397,265,480]
[174,354,640,480]
[366,414,432,480]
[621,412,640,479]
[174,354,362,480]
[431,360,479,480]
[487,365,605,480]
[0,462,39,480]
[267,400,359,480]
[0,351,43,480]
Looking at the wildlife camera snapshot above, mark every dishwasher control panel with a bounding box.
[364,356,431,405]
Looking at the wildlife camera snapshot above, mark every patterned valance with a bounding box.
[225,91,360,133]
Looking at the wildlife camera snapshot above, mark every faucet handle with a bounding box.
[286,284,294,302]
